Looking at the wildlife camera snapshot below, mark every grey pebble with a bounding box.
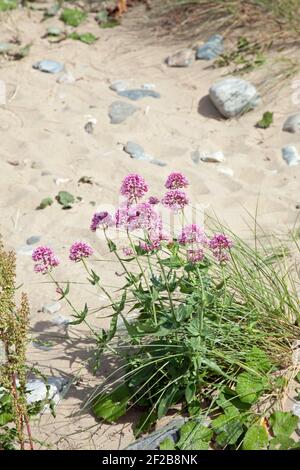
[25,377,69,410]
[109,80,129,92]
[33,60,64,74]
[196,34,224,60]
[209,77,261,118]
[108,101,139,124]
[26,235,41,245]
[118,89,161,101]
[283,114,300,133]
[124,141,146,159]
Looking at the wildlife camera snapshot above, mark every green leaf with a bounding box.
[295,372,300,383]
[242,425,269,450]
[269,436,296,450]
[161,255,183,269]
[269,411,299,438]
[185,382,196,404]
[134,410,157,437]
[60,8,87,27]
[0,0,17,11]
[245,346,273,373]
[157,384,178,419]
[107,239,116,252]
[236,371,268,404]
[0,412,13,426]
[68,32,97,45]
[256,111,273,129]
[36,197,54,210]
[56,191,75,209]
[212,413,244,447]
[93,384,130,423]
[177,421,212,450]
[160,438,176,450]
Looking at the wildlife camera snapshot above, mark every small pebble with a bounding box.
[42,302,61,315]
[141,83,156,91]
[26,235,41,245]
[109,80,129,92]
[166,49,195,67]
[33,60,64,74]
[217,166,234,177]
[196,34,224,60]
[108,101,139,124]
[200,150,225,163]
[56,72,76,84]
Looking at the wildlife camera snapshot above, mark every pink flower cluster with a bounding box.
[120,174,149,203]
[161,189,189,212]
[32,246,59,274]
[178,224,207,245]
[90,212,114,231]
[165,172,189,190]
[69,241,93,262]
[209,233,233,263]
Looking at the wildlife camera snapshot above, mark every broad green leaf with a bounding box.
[185,382,196,404]
[245,346,273,373]
[93,384,130,423]
[242,425,269,450]
[269,436,296,450]
[160,438,176,450]
[212,413,244,447]
[134,410,157,437]
[60,8,87,27]
[269,411,299,438]
[177,421,212,450]
[0,412,13,426]
[236,372,268,404]
[56,191,75,209]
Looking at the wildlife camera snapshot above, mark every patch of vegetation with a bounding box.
[0,0,17,12]
[256,111,273,129]
[68,32,98,45]
[55,191,75,209]
[36,197,54,210]
[60,8,87,27]
[215,36,266,75]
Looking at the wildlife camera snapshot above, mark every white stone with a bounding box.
[26,377,68,410]
[56,72,76,84]
[141,83,156,91]
[282,145,300,166]
[217,166,234,177]
[109,80,129,92]
[209,78,261,118]
[200,150,225,163]
[42,302,61,315]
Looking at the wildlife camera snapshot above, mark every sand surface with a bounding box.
[1,3,300,449]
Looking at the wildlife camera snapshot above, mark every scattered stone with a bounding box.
[141,83,156,91]
[283,114,300,134]
[53,177,71,185]
[108,101,139,124]
[118,89,161,101]
[282,145,300,166]
[25,377,68,409]
[33,60,64,74]
[51,315,70,326]
[209,77,261,118]
[150,159,167,167]
[199,150,225,163]
[166,48,195,67]
[109,80,129,92]
[196,34,224,60]
[56,71,76,84]
[126,418,187,450]
[42,302,61,315]
[46,27,62,37]
[84,117,97,134]
[26,235,41,245]
[217,166,234,177]
[17,245,34,256]
[124,141,147,160]
[0,42,12,54]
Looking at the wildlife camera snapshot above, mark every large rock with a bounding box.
[108,101,139,124]
[283,114,300,133]
[209,78,261,118]
[126,418,186,450]
[196,34,224,60]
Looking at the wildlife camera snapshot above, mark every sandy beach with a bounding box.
[1,2,300,449]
